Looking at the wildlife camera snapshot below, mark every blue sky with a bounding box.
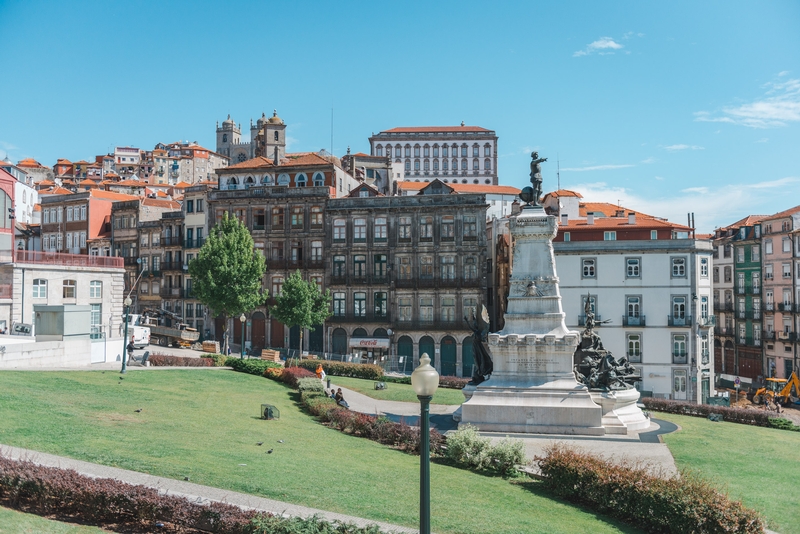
[1,0,798,232]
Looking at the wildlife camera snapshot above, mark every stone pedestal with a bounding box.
[589,388,650,435]
[459,206,605,435]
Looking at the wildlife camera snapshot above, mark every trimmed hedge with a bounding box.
[226,358,283,377]
[380,374,468,390]
[642,398,772,427]
[148,354,214,367]
[536,445,764,534]
[296,360,383,380]
[277,366,316,389]
[206,353,229,367]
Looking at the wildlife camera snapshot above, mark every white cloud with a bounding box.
[640,157,657,164]
[695,75,800,128]
[568,176,800,231]
[573,37,624,57]
[654,176,664,181]
[756,138,769,143]
[285,136,298,150]
[560,164,634,172]
[663,144,704,151]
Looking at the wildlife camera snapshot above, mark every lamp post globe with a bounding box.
[121,296,133,374]
[411,353,438,534]
[240,313,246,359]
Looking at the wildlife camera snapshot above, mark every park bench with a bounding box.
[260,349,282,364]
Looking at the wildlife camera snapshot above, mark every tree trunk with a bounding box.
[222,315,229,356]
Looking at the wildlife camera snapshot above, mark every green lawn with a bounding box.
[656,412,800,534]
[330,376,466,405]
[0,370,637,534]
[0,506,108,533]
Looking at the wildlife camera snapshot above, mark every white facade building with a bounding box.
[368,124,499,185]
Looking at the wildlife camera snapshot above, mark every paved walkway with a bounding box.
[0,444,416,534]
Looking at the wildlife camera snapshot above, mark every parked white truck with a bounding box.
[125,315,151,349]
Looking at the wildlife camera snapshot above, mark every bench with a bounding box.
[260,349,282,363]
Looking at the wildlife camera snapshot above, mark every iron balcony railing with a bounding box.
[622,315,646,326]
[714,302,734,312]
[160,287,184,298]
[698,315,716,327]
[672,352,688,364]
[183,237,205,249]
[327,311,391,323]
[393,319,465,330]
[668,315,693,327]
[761,330,776,341]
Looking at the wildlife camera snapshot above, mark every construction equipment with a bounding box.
[138,308,200,348]
[752,372,800,406]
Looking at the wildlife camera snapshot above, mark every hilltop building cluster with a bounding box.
[0,111,797,403]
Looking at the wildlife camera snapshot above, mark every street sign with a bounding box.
[735,377,741,389]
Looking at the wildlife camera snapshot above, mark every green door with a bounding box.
[441,337,457,377]
[419,336,435,367]
[462,337,474,378]
[701,377,710,405]
[398,336,414,374]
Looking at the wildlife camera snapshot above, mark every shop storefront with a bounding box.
[349,337,390,364]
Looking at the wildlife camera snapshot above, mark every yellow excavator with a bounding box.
[752,372,800,406]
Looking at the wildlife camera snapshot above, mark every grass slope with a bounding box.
[0,370,637,534]
[0,506,108,533]
[656,412,800,534]
[330,376,465,405]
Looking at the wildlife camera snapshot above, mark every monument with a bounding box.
[456,153,649,435]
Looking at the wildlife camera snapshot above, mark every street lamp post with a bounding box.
[240,313,246,359]
[121,296,132,374]
[411,353,439,534]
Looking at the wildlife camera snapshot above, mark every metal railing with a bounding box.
[622,315,645,326]
[698,315,716,327]
[672,352,688,364]
[327,311,392,323]
[668,315,692,327]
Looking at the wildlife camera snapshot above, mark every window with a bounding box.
[650,230,658,240]
[627,333,642,363]
[63,280,76,299]
[311,241,323,261]
[442,160,448,171]
[270,241,284,260]
[398,297,412,321]
[671,257,686,277]
[374,292,387,317]
[277,174,290,186]
[196,199,204,213]
[290,241,303,262]
[419,216,433,240]
[271,276,284,296]
[66,233,73,249]
[701,296,709,319]
[310,206,322,226]
[141,233,150,247]
[442,256,455,279]
[33,279,47,298]
[626,258,640,278]
[43,210,49,224]
[66,206,73,222]
[461,146,468,157]
[464,256,478,280]
[90,304,102,337]
[313,173,324,187]
[672,296,687,324]
[414,146,420,157]
[404,146,411,157]
[80,205,87,220]
[398,256,412,279]
[151,256,160,272]
[752,245,760,262]
[291,207,304,228]
[473,159,479,170]
[405,161,411,172]
[602,230,617,241]
[627,296,641,318]
[353,218,367,242]
[463,216,477,238]
[353,255,366,278]
[420,297,433,322]
[90,281,102,298]
[582,258,596,278]
[333,255,345,277]
[271,207,284,227]
[463,297,478,319]
[442,146,448,157]
[672,334,687,363]
[461,159,468,170]
[582,295,597,315]
[700,257,708,277]
[765,240,773,255]
[333,219,346,242]
[442,297,455,321]
[563,232,570,242]
[782,238,792,253]
[752,271,760,292]
[765,263,774,279]
[374,254,387,278]
[441,215,454,240]
[295,173,307,187]
[186,200,194,213]
[374,217,387,241]
[420,256,433,278]
[140,281,149,294]
[333,292,346,316]
[433,160,439,171]
[80,232,86,248]
[724,266,732,283]
[354,292,366,316]
[783,263,792,278]
[399,217,411,241]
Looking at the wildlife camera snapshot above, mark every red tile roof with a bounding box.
[762,204,800,221]
[38,186,74,195]
[89,190,140,201]
[114,179,148,187]
[172,181,191,189]
[142,198,181,209]
[544,189,583,199]
[224,152,334,171]
[380,126,492,133]
[17,158,47,168]
[398,181,520,195]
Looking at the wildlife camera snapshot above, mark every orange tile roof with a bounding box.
[763,204,800,221]
[74,160,91,165]
[17,158,47,168]
[381,126,492,133]
[39,186,74,195]
[544,189,583,199]
[225,152,334,170]
[561,217,692,230]
[578,202,658,219]
[398,181,520,195]
[55,158,73,164]
[89,190,140,201]
[719,214,767,230]
[38,179,55,186]
[172,181,191,188]
[79,179,96,185]
[114,179,148,187]
[142,198,181,210]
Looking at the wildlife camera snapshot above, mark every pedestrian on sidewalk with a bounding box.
[335,388,349,409]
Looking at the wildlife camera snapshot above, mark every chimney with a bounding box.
[628,212,636,225]
[616,209,625,217]
[561,213,568,226]
[587,213,594,225]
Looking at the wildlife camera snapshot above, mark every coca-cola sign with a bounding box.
[349,337,390,349]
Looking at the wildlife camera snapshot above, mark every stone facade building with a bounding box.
[368,124,499,185]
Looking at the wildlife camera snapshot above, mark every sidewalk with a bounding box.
[0,444,417,534]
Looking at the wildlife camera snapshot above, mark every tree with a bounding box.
[188,212,266,354]
[269,270,332,356]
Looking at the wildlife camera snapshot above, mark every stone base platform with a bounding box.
[589,388,650,435]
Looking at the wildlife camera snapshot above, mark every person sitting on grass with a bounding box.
[335,388,349,409]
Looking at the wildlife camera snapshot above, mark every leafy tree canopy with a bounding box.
[188,212,266,321]
[269,270,332,335]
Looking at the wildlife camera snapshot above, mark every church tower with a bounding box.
[258,110,286,163]
[215,115,241,159]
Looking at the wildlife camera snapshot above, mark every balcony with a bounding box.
[764,302,775,312]
[622,315,646,326]
[146,269,161,278]
[161,261,183,271]
[184,237,205,249]
[123,256,140,266]
[672,352,688,364]
[714,302,734,312]
[162,236,183,247]
[698,315,716,328]
[789,332,799,342]
[327,311,391,323]
[778,302,794,312]
[668,315,692,327]
[714,326,735,336]
[160,287,184,298]
[394,319,465,331]
[777,331,792,341]
[762,330,776,341]
[578,314,602,326]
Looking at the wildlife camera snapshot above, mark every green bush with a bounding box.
[204,353,228,367]
[226,358,283,376]
[642,397,771,427]
[296,360,383,380]
[489,438,526,477]
[445,424,491,470]
[298,377,324,393]
[148,354,214,367]
[250,513,386,533]
[536,444,764,534]
[768,418,800,432]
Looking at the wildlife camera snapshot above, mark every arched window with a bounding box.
[222,134,228,143]
[295,173,307,187]
[227,177,238,190]
[461,159,467,170]
[473,159,479,170]
[313,172,324,186]
[484,158,491,170]
[442,160,448,171]
[433,160,439,171]
[424,160,429,171]
[262,174,274,185]
[274,131,279,142]
[375,145,383,157]
[245,176,255,187]
[237,153,246,163]
[277,173,290,186]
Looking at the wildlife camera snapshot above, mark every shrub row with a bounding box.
[295,360,384,380]
[381,374,468,390]
[536,445,764,534]
[148,354,214,367]
[768,417,800,432]
[205,353,229,367]
[642,398,775,427]
[276,366,316,389]
[225,358,283,377]
[300,391,446,455]
[445,424,525,477]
